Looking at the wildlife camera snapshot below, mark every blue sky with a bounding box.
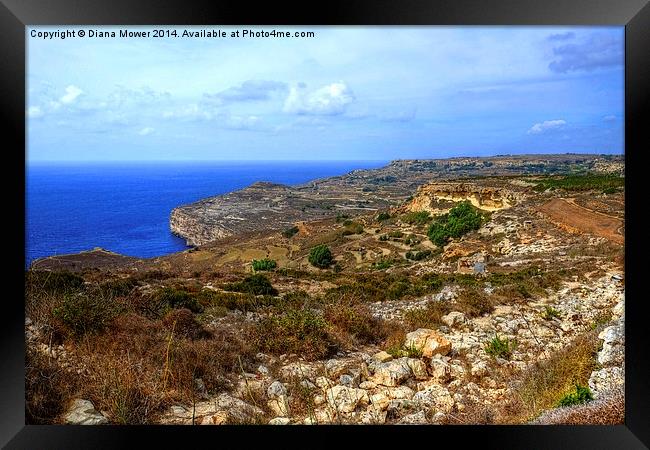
[27,26,624,162]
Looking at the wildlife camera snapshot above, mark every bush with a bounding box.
[27,270,85,294]
[197,290,277,312]
[99,277,139,297]
[405,250,432,261]
[401,211,432,226]
[52,292,120,337]
[282,226,299,238]
[371,259,393,270]
[308,245,333,268]
[342,222,364,236]
[403,301,450,329]
[250,308,337,359]
[162,308,210,339]
[557,384,593,407]
[427,201,484,246]
[252,258,277,272]
[153,287,203,314]
[456,288,494,317]
[224,274,278,296]
[542,306,562,320]
[376,212,391,221]
[324,302,389,345]
[484,334,517,359]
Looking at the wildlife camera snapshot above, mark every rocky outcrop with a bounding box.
[63,399,108,425]
[405,182,526,214]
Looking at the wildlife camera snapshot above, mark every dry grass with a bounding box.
[532,385,624,425]
[499,330,600,423]
[455,288,494,318]
[403,301,451,329]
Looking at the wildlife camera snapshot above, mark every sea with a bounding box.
[26,160,387,266]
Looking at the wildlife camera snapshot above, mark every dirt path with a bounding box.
[538,198,624,244]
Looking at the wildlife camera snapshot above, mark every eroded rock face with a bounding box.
[405,182,526,214]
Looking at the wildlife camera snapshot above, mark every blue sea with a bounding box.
[26,161,387,266]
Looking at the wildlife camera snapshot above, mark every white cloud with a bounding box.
[60,85,83,104]
[283,82,355,115]
[603,115,617,122]
[27,106,43,118]
[138,127,154,136]
[527,119,566,134]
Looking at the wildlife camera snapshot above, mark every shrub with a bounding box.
[403,301,450,329]
[427,201,484,246]
[308,245,333,268]
[324,302,389,345]
[542,306,562,320]
[224,274,278,296]
[484,334,517,359]
[343,223,364,236]
[99,277,138,297]
[197,290,277,311]
[376,212,391,221]
[557,384,593,407]
[162,308,210,339]
[282,226,299,238]
[252,258,277,272]
[405,250,432,261]
[52,292,120,337]
[371,259,393,270]
[387,230,404,239]
[27,270,85,294]
[336,213,350,223]
[401,211,432,226]
[456,288,494,318]
[153,287,203,314]
[250,308,337,359]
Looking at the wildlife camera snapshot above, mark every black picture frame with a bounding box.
[2,0,648,448]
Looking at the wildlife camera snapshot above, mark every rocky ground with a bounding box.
[26,156,625,425]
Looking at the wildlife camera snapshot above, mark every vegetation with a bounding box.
[342,222,364,236]
[250,308,337,360]
[403,301,450,330]
[484,334,517,359]
[282,226,299,238]
[371,259,393,270]
[224,274,278,296]
[151,287,204,314]
[308,244,333,268]
[52,291,121,337]
[405,250,432,261]
[542,306,562,320]
[427,201,485,246]
[251,258,277,272]
[557,384,593,407]
[401,211,432,226]
[533,173,624,193]
[376,212,391,221]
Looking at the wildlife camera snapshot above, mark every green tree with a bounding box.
[308,244,333,268]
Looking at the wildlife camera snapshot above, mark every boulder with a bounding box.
[397,410,428,424]
[442,311,466,328]
[430,356,452,382]
[413,384,454,413]
[371,358,412,387]
[404,328,452,357]
[406,358,428,380]
[325,385,370,413]
[267,380,287,399]
[372,351,394,363]
[63,399,108,425]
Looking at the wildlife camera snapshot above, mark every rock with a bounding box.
[257,365,270,376]
[398,410,428,424]
[588,366,624,398]
[313,394,326,406]
[470,360,489,378]
[279,361,320,381]
[442,311,466,328]
[372,351,394,363]
[430,356,451,382]
[325,358,359,379]
[267,396,290,417]
[369,391,391,411]
[598,321,624,367]
[63,399,108,425]
[300,380,317,390]
[315,376,331,390]
[339,374,355,387]
[413,385,454,413]
[406,358,428,380]
[325,385,370,413]
[359,380,377,390]
[269,417,291,425]
[267,380,287,399]
[358,407,388,424]
[371,358,412,387]
[404,328,452,357]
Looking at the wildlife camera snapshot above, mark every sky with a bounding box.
[26,26,624,162]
